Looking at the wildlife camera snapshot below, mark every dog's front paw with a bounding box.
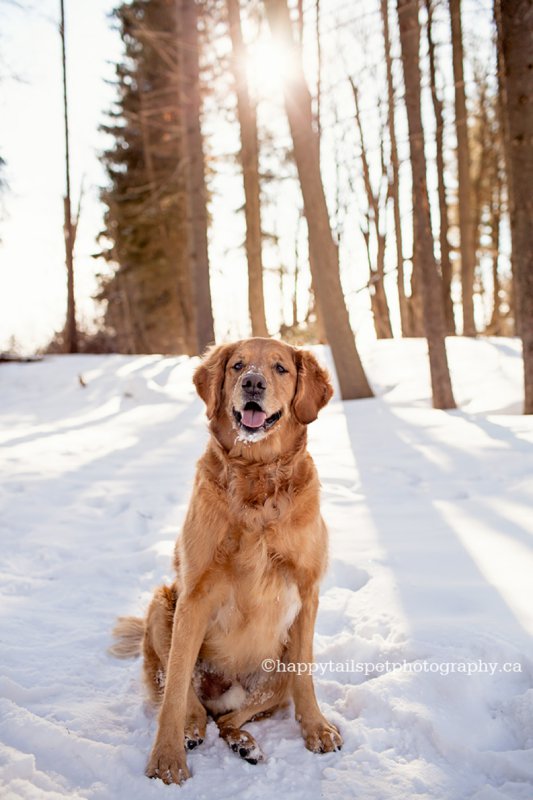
[146,742,191,785]
[301,717,343,754]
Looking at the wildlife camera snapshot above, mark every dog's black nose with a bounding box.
[242,372,266,397]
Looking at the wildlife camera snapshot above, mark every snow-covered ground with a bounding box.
[1,338,532,800]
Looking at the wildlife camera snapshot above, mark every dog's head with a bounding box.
[193,338,333,449]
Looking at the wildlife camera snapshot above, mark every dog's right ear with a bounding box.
[193,343,235,420]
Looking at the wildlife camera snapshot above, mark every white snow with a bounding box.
[1,338,532,800]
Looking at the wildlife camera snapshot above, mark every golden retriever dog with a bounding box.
[111,337,343,784]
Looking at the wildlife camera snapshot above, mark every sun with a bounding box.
[245,36,295,100]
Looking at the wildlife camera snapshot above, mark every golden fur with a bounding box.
[111,337,342,784]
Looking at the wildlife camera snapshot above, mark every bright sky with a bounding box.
[0,0,495,353]
[0,0,119,350]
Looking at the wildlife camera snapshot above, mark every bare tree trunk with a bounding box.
[60,0,78,354]
[295,0,327,346]
[380,0,411,336]
[306,266,327,343]
[264,0,373,400]
[487,174,502,333]
[292,214,301,327]
[425,0,455,334]
[177,0,215,354]
[497,0,533,413]
[226,0,269,338]
[449,0,476,335]
[471,68,492,306]
[350,78,393,339]
[409,198,426,337]
[494,0,516,334]
[361,221,390,340]
[315,0,321,145]
[397,0,456,409]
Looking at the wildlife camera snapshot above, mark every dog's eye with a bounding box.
[233,361,244,371]
[275,363,288,374]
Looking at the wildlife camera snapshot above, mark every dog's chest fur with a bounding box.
[207,443,316,535]
[202,519,302,671]
[187,444,323,677]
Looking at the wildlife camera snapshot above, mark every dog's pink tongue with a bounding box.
[242,408,267,428]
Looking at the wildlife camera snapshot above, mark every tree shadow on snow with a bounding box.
[342,397,532,650]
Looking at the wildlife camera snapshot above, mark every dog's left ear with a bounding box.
[292,349,334,425]
[193,343,235,419]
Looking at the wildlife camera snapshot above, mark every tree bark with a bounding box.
[380,0,411,336]
[138,79,192,353]
[264,0,373,400]
[494,0,516,333]
[425,0,455,335]
[60,0,78,354]
[294,0,327,344]
[487,173,502,334]
[350,78,393,339]
[315,0,322,146]
[449,0,476,335]
[497,0,533,413]
[409,193,426,337]
[177,0,215,354]
[397,0,456,409]
[226,0,269,338]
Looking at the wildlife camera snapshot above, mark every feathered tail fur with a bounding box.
[109,615,145,659]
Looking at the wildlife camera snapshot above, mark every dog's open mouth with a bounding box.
[233,402,282,433]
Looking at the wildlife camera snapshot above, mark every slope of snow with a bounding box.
[1,338,532,800]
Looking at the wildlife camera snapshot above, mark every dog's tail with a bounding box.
[109,615,145,659]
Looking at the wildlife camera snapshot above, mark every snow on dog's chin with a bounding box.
[232,416,270,444]
[231,406,283,444]
[236,426,269,444]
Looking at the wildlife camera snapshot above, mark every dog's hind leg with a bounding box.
[143,583,207,747]
[215,679,289,764]
[142,584,176,702]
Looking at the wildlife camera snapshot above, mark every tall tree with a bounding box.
[350,79,393,339]
[496,0,533,413]
[99,0,195,355]
[397,0,456,409]
[449,0,476,335]
[380,0,411,336]
[177,0,215,353]
[315,0,322,147]
[226,0,269,337]
[264,0,373,400]
[486,166,504,334]
[494,0,516,331]
[294,0,327,343]
[425,0,455,334]
[468,67,510,334]
[60,0,78,353]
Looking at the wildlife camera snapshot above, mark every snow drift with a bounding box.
[0,337,532,800]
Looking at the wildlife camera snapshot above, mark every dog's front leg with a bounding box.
[146,588,216,784]
[288,585,343,754]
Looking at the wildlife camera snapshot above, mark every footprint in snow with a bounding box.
[322,560,370,594]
